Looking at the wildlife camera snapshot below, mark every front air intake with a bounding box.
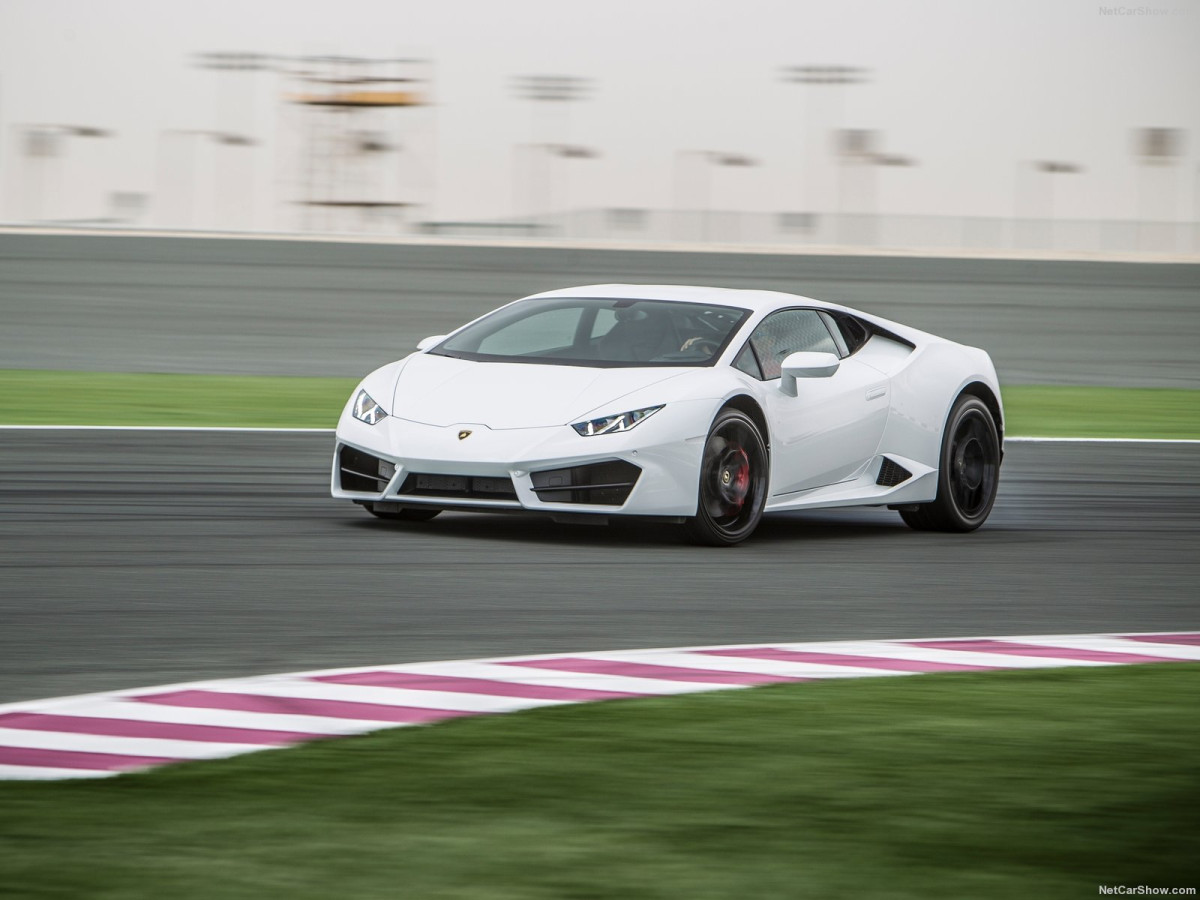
[339,445,389,493]
[530,460,642,505]
[397,472,519,501]
[876,457,913,487]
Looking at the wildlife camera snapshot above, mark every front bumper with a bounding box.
[331,401,718,518]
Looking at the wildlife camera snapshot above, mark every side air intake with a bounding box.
[876,457,913,487]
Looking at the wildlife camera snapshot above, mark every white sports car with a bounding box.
[332,284,1002,545]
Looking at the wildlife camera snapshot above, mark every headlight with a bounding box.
[351,389,388,425]
[571,405,663,436]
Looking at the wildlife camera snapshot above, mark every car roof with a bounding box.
[522,284,838,314]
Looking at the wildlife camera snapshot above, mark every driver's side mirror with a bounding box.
[779,351,840,396]
[416,335,447,351]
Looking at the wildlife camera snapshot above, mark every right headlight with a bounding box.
[351,389,388,426]
[571,405,663,436]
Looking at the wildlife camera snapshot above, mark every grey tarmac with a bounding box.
[0,430,1196,705]
[1,233,1198,386]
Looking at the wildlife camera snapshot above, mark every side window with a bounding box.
[818,312,849,357]
[732,342,763,380]
[748,309,839,380]
[829,312,872,355]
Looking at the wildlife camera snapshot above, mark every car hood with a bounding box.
[390,353,692,429]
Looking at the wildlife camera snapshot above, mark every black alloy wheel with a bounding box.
[900,394,1000,532]
[686,408,769,546]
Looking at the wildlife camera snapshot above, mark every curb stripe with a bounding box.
[699,647,998,673]
[136,690,473,723]
[0,746,176,772]
[1124,633,1200,647]
[24,699,392,735]
[0,712,321,746]
[0,631,1195,781]
[908,639,1178,664]
[315,671,647,701]
[0,727,261,760]
[505,657,802,685]
[0,763,114,781]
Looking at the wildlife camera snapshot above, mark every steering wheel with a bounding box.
[680,336,720,355]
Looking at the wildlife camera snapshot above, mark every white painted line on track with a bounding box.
[0,631,1195,781]
[0,425,1197,443]
[0,425,334,433]
[1004,436,1200,444]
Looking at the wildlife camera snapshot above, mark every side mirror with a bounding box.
[416,335,447,351]
[779,351,840,396]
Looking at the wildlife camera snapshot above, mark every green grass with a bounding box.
[1002,385,1200,439]
[1,666,1198,899]
[0,370,357,428]
[0,370,1197,437]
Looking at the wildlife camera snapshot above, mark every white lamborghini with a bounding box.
[332,284,1003,545]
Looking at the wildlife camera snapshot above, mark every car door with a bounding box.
[747,308,890,496]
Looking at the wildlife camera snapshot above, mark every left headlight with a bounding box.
[571,405,663,436]
[351,389,388,425]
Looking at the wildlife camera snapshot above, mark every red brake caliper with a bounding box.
[722,446,750,512]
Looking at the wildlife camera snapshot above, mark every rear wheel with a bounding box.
[900,395,999,532]
[365,503,441,522]
[685,409,769,546]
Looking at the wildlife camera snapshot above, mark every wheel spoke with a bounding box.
[704,491,733,518]
[697,419,765,533]
[948,410,997,518]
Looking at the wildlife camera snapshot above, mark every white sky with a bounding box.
[1,0,1198,229]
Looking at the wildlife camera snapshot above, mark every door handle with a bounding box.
[866,384,887,401]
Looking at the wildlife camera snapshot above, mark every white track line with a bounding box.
[0,425,334,433]
[0,424,1196,443]
[1005,436,1200,444]
[0,631,1195,781]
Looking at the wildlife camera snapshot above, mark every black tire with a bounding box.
[365,503,442,522]
[900,395,1000,533]
[685,408,769,546]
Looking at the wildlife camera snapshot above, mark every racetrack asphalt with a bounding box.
[1,430,1196,705]
[3,233,1199,386]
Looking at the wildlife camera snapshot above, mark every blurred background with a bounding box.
[1,0,1198,256]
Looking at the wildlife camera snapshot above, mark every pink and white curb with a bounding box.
[1,631,1197,781]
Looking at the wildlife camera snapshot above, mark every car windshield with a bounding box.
[430,297,751,368]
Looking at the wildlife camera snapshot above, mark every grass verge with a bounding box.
[1,665,1198,899]
[0,370,1197,437]
[1002,385,1200,439]
[0,370,357,429]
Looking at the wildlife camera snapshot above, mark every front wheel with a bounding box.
[900,395,1000,532]
[685,409,769,546]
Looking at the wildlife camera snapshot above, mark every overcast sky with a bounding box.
[1,0,1197,230]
